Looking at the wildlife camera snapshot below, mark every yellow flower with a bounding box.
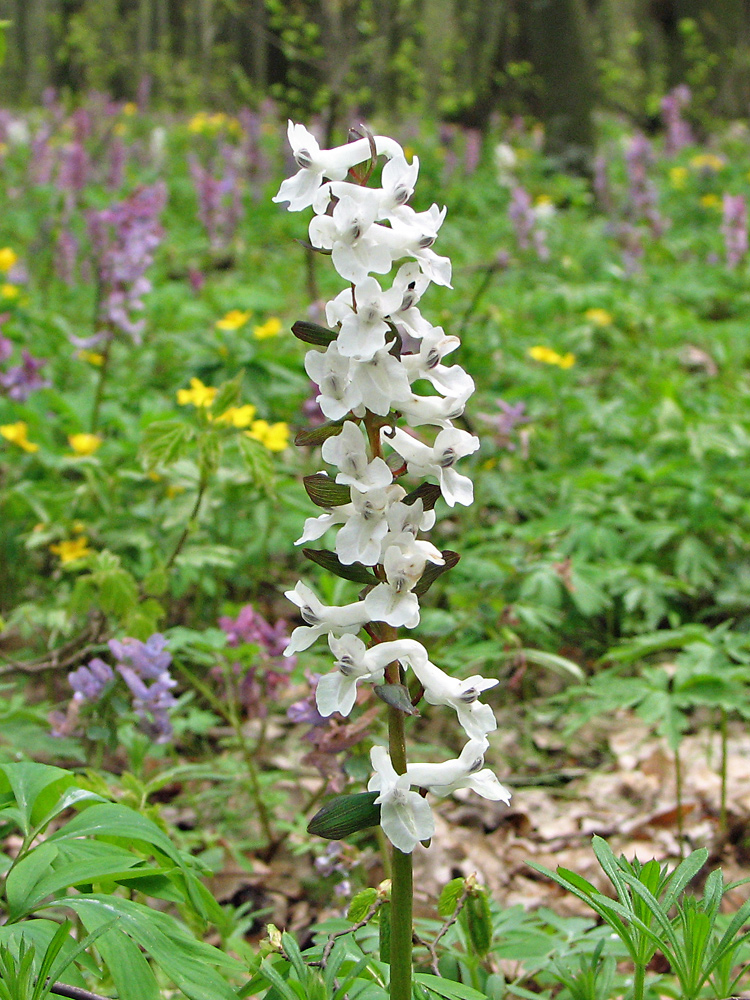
[1,284,19,300]
[113,122,127,137]
[690,153,725,171]
[188,112,208,133]
[253,317,282,340]
[77,350,105,366]
[216,309,251,331]
[122,101,138,116]
[0,422,38,453]
[669,166,688,189]
[215,404,257,428]
[584,308,613,327]
[700,193,720,209]
[0,248,17,273]
[50,536,93,564]
[68,433,102,456]
[246,420,289,452]
[528,346,575,369]
[177,377,217,408]
[166,484,185,498]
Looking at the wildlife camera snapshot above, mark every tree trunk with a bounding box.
[517,0,597,174]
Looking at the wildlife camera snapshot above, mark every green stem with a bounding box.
[633,961,645,1000]
[89,333,113,434]
[164,466,209,570]
[675,743,684,860]
[720,707,728,836]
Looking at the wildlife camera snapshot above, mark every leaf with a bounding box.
[291,320,338,346]
[141,419,195,469]
[236,434,275,491]
[347,888,378,923]
[402,483,443,511]
[302,549,378,585]
[307,792,381,840]
[0,763,75,836]
[295,420,345,447]
[414,973,487,1000]
[463,889,493,956]
[518,648,584,682]
[211,371,244,416]
[438,878,466,918]
[414,551,460,596]
[303,474,351,507]
[373,684,420,715]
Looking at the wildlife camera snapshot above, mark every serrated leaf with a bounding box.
[373,684,420,715]
[414,551,460,596]
[347,888,378,923]
[403,483,443,511]
[302,548,378,584]
[438,878,466,917]
[295,420,345,447]
[142,566,169,597]
[211,371,244,415]
[292,320,338,346]
[236,434,275,491]
[307,792,380,840]
[141,420,194,469]
[303,474,351,507]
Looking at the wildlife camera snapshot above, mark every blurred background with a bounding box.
[2,1,750,171]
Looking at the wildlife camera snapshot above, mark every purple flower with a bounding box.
[109,633,177,743]
[722,193,747,268]
[477,399,529,452]
[217,605,295,716]
[625,133,665,236]
[508,186,549,260]
[108,633,172,680]
[661,85,693,154]
[189,146,244,251]
[0,350,50,401]
[68,658,114,703]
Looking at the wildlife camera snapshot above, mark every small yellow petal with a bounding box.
[49,537,93,564]
[253,317,283,340]
[0,248,18,273]
[216,309,251,331]
[68,433,102,456]
[0,421,39,453]
[584,308,613,327]
[1,284,19,300]
[77,350,105,366]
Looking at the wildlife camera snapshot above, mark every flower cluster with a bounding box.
[661,84,693,154]
[275,122,510,853]
[189,147,244,252]
[0,336,49,401]
[217,604,294,716]
[721,193,747,269]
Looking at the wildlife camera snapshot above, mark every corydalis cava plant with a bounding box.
[276,121,510,856]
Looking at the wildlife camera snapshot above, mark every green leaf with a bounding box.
[236,434,275,490]
[0,763,75,836]
[414,973,487,1000]
[307,792,381,840]
[303,474,351,507]
[141,419,195,469]
[46,803,185,869]
[402,483,443,511]
[438,878,466,918]
[211,371,244,416]
[373,684,419,715]
[302,549,378,584]
[292,320,338,346]
[295,419,345,447]
[347,888,378,923]
[519,648,584,682]
[463,889,492,956]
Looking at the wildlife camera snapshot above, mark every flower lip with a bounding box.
[438,448,456,468]
[301,606,321,626]
[295,148,313,169]
[459,687,479,703]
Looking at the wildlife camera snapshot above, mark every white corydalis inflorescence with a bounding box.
[276,122,510,853]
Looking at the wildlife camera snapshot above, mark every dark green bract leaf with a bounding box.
[291,320,338,346]
[303,473,351,507]
[373,683,420,715]
[302,548,378,584]
[307,792,380,840]
[403,482,443,511]
[414,551,460,596]
[295,419,346,447]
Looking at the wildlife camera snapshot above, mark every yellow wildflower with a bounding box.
[177,377,217,408]
[77,350,105,366]
[253,317,282,340]
[216,309,251,331]
[68,433,102,456]
[0,248,17,273]
[528,346,575,369]
[0,421,38,453]
[215,404,257,428]
[166,484,185,498]
[246,420,289,452]
[1,284,19,300]
[122,101,138,116]
[669,166,688,189]
[690,153,725,171]
[113,122,127,137]
[72,521,86,533]
[50,536,93,564]
[188,112,208,133]
[585,308,613,327]
[700,193,720,209]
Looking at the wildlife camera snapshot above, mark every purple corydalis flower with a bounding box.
[110,633,177,743]
[509,186,549,260]
[477,399,529,452]
[593,154,613,214]
[661,85,693,154]
[87,182,167,344]
[189,146,244,251]
[0,350,50,401]
[722,193,747,268]
[625,133,665,236]
[109,633,172,680]
[219,604,291,660]
[69,658,114,703]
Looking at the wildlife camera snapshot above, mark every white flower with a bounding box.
[364,584,421,628]
[309,191,392,283]
[383,426,479,507]
[402,647,498,739]
[390,263,433,340]
[397,392,468,429]
[494,142,517,187]
[305,342,363,420]
[284,581,369,655]
[322,421,393,493]
[407,739,511,802]
[335,483,404,565]
[295,506,350,546]
[401,327,475,398]
[368,746,435,853]
[326,276,404,360]
[373,205,453,287]
[363,535,443,627]
[273,122,403,211]
[349,348,412,415]
[315,635,386,717]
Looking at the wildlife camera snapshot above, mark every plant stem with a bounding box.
[720,707,728,836]
[633,961,646,1000]
[675,744,685,860]
[89,332,112,433]
[164,466,209,570]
